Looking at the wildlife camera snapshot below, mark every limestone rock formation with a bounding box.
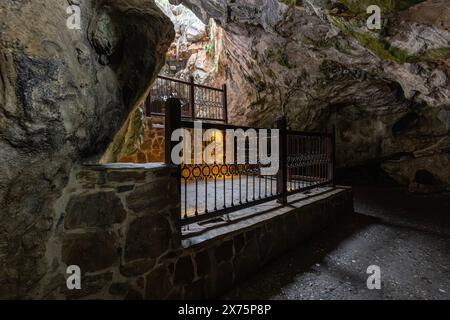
[0,0,174,298]
[170,0,450,191]
[156,0,225,86]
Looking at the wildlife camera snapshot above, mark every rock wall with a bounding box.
[157,0,226,86]
[170,0,450,191]
[38,164,352,299]
[0,0,174,298]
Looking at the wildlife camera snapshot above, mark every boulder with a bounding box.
[0,0,174,298]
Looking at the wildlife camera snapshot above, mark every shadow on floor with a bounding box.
[222,213,380,299]
[222,212,450,300]
[222,164,450,300]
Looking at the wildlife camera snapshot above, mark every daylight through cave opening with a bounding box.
[100,0,450,193]
[100,0,227,164]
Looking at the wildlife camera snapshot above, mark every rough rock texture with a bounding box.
[156,0,225,86]
[101,0,227,163]
[0,0,174,298]
[100,107,146,163]
[170,0,450,191]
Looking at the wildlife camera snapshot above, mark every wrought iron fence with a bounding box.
[145,75,227,122]
[286,131,334,194]
[144,76,191,117]
[164,99,335,226]
[179,122,280,225]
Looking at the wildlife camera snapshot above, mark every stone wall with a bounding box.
[116,117,223,165]
[168,188,353,299]
[39,164,180,299]
[29,164,353,300]
[38,163,352,299]
[120,117,166,163]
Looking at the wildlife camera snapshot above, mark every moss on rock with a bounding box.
[414,48,450,63]
[333,0,425,15]
[265,46,292,68]
[330,16,412,63]
[101,107,145,163]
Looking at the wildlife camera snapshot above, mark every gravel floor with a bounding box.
[223,187,450,300]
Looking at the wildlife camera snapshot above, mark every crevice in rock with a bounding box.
[392,112,421,137]
[414,169,440,186]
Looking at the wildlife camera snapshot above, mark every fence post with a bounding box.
[276,116,288,205]
[222,84,228,123]
[190,76,196,120]
[165,98,181,165]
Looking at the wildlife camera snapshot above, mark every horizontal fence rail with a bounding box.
[164,99,335,226]
[145,75,227,122]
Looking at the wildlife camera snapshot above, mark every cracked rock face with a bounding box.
[0,0,174,298]
[157,0,225,86]
[172,0,450,191]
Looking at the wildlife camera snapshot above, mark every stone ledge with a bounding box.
[182,186,353,248]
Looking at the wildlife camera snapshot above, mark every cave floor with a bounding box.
[222,187,450,300]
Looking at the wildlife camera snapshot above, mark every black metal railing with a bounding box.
[286,131,335,194]
[179,122,280,225]
[145,75,228,123]
[164,99,335,226]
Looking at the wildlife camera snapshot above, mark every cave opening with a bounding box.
[392,112,420,137]
[97,0,450,201]
[415,169,439,186]
[100,0,227,165]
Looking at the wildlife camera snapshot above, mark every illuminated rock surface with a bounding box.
[171,0,450,190]
[0,0,174,298]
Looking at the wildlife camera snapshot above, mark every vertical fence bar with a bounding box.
[222,84,228,123]
[276,116,288,205]
[190,76,196,120]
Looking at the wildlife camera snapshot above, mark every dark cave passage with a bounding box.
[336,163,450,235]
